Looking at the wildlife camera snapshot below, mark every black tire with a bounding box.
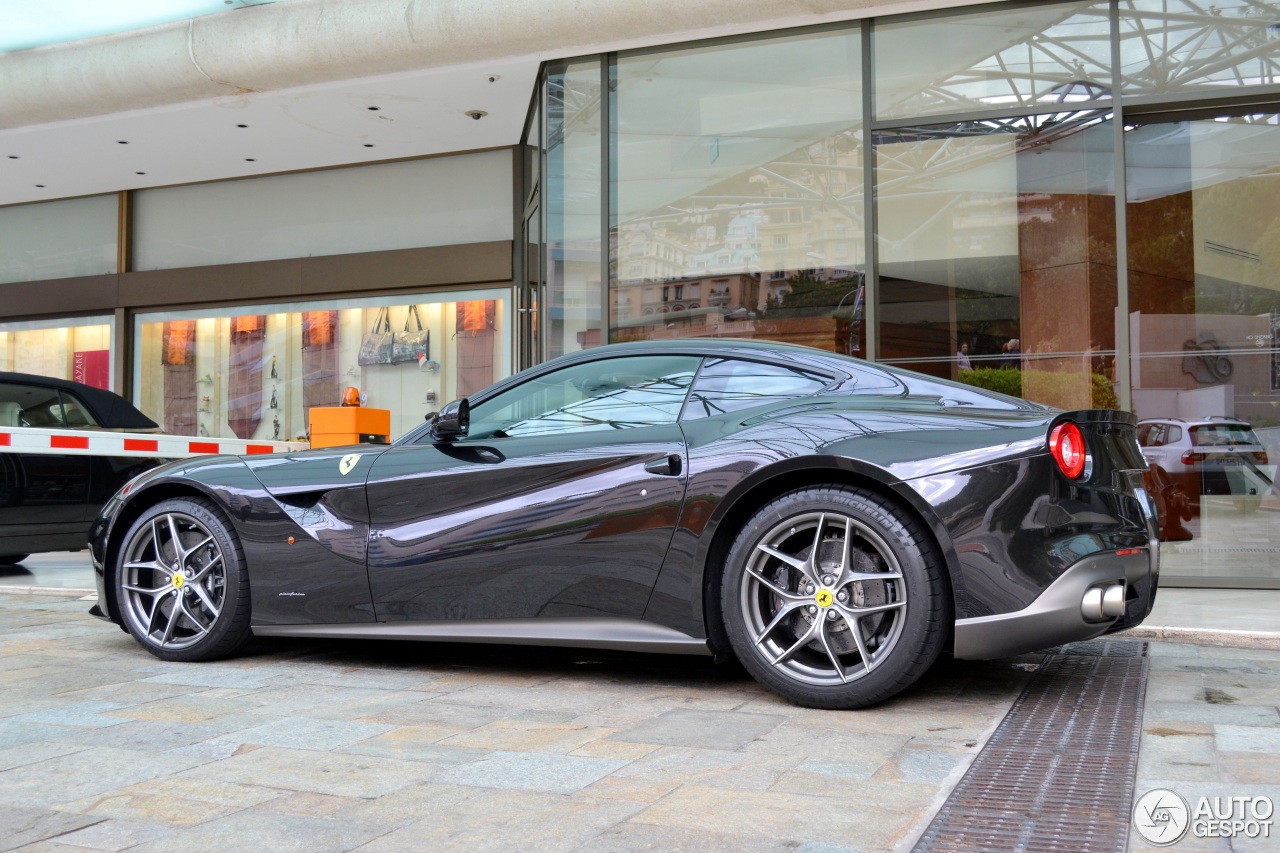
[720,486,950,709]
[0,554,30,565]
[115,497,252,662]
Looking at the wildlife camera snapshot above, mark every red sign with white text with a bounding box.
[73,350,110,390]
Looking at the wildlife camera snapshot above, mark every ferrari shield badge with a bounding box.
[339,454,360,476]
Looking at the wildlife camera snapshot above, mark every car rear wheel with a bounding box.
[116,497,251,662]
[721,486,950,709]
[0,554,30,565]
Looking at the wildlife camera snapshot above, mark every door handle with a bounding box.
[644,454,682,476]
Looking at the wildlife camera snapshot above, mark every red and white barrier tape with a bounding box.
[0,426,308,458]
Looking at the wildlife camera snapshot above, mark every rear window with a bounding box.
[682,358,830,420]
[1190,423,1258,447]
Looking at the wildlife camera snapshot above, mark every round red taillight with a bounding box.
[1049,421,1088,479]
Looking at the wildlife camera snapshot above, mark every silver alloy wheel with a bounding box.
[739,511,907,687]
[120,511,227,651]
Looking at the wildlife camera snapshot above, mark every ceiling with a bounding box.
[0,57,538,207]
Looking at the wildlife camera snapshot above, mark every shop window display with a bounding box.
[134,292,508,442]
[0,317,114,389]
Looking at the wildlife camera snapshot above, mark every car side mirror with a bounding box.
[429,398,470,442]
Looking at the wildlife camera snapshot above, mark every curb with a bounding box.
[1118,625,1280,651]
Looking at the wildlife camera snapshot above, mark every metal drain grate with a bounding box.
[913,639,1148,853]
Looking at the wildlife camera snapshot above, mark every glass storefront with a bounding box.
[133,291,508,442]
[0,316,115,389]
[534,0,1280,587]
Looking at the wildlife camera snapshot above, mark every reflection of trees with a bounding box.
[753,271,865,355]
[760,271,863,317]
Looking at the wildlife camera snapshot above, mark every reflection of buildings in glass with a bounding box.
[756,139,865,304]
[614,133,865,345]
[614,211,763,337]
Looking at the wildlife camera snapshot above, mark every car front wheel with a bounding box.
[116,497,252,662]
[722,486,950,709]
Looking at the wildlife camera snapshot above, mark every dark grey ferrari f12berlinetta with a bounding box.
[89,340,1157,709]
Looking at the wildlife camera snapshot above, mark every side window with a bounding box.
[0,383,65,428]
[1165,426,1182,445]
[460,355,700,440]
[59,393,99,428]
[682,358,829,421]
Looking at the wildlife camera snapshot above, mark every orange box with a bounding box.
[308,406,391,449]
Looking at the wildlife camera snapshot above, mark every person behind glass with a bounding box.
[956,342,972,371]
[1001,338,1021,369]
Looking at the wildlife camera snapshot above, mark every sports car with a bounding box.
[89,340,1158,709]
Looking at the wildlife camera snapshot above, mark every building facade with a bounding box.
[2,0,1279,589]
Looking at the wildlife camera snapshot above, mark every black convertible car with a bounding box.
[89,340,1157,708]
[1,372,162,564]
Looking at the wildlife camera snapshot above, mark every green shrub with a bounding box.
[957,366,1120,410]
[957,366,1022,398]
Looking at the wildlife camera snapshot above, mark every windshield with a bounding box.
[1190,423,1258,447]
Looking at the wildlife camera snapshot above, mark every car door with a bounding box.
[0,383,93,536]
[364,354,701,623]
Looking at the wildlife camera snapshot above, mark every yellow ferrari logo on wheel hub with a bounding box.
[172,574,185,589]
[815,588,833,607]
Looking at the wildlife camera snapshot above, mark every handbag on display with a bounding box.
[391,304,431,364]
[358,307,395,366]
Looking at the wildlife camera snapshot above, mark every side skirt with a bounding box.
[252,617,713,656]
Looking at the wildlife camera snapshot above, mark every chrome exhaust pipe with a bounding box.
[1082,581,1126,622]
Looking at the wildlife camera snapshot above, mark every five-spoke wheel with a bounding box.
[116,497,251,661]
[722,486,949,708]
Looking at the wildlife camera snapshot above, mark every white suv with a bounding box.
[1137,417,1271,511]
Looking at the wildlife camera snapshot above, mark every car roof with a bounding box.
[0,371,159,430]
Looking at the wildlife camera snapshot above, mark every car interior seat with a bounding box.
[0,401,24,427]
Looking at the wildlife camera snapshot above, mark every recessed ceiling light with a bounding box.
[237,124,248,128]
[364,144,374,148]
[117,140,129,144]
[35,184,45,187]
[6,155,17,159]
[367,106,380,111]
[135,171,146,175]
[245,158,256,162]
